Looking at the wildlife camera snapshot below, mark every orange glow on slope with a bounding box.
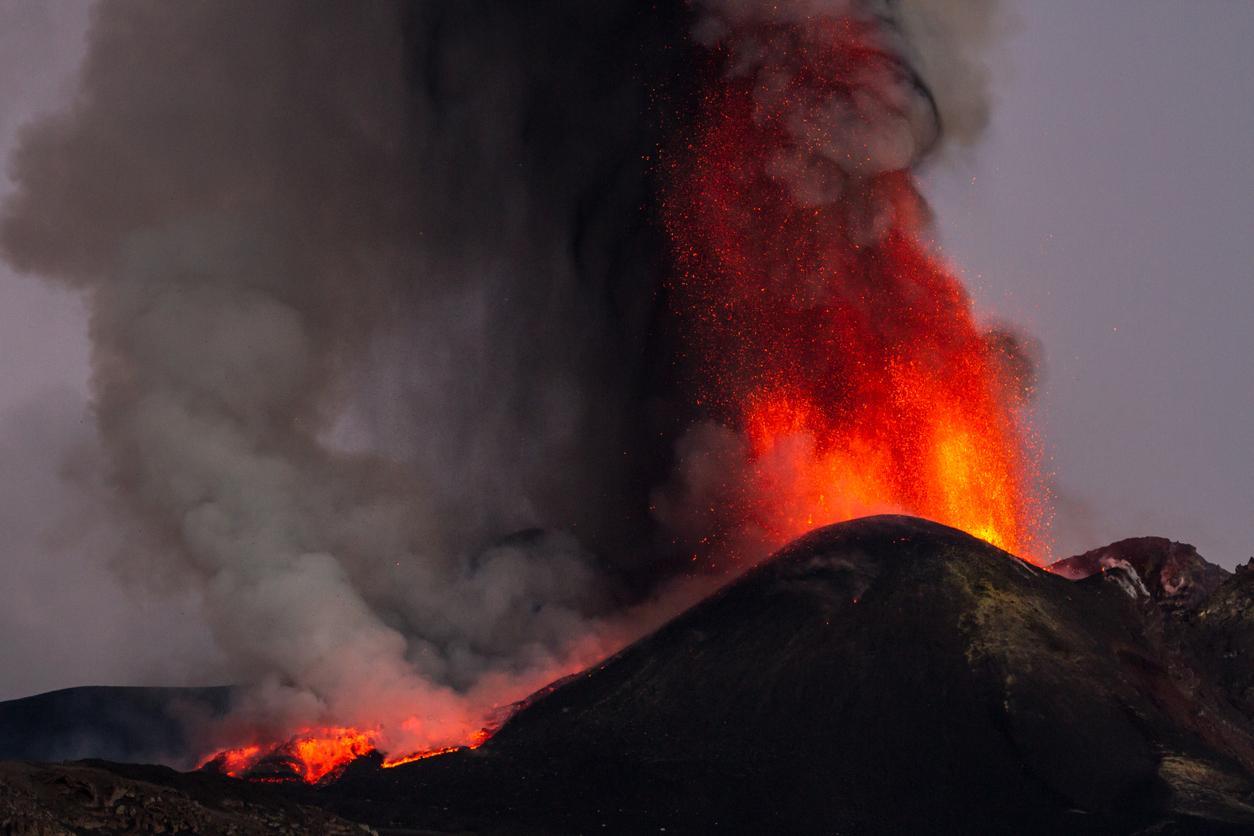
[288,729,376,783]
[204,725,493,783]
[201,661,596,784]
[204,727,377,784]
[382,728,490,769]
[380,746,461,769]
[204,726,493,784]
[665,15,1044,560]
[212,743,262,778]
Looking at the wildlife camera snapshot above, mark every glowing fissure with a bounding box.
[199,649,599,785]
[203,4,1044,785]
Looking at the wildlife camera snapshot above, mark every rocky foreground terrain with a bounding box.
[0,760,370,835]
[3,516,1253,834]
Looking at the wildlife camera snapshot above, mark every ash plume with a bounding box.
[1,0,694,752]
[0,0,1023,754]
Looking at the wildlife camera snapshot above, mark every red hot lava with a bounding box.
[664,9,1044,561]
[202,726,491,784]
[200,654,593,785]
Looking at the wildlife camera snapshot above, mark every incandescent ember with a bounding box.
[663,5,1044,562]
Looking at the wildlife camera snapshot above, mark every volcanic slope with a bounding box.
[5,516,1254,834]
[325,516,1254,834]
[1051,536,1232,612]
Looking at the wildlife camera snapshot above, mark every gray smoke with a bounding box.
[0,0,1014,753]
[691,0,1005,231]
[0,0,689,752]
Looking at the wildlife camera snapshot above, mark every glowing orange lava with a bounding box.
[203,726,492,784]
[380,747,460,769]
[204,727,375,784]
[212,743,262,777]
[665,14,1044,560]
[288,728,375,783]
[382,729,490,769]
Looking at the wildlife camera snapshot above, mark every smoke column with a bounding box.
[0,0,698,755]
[0,0,1037,761]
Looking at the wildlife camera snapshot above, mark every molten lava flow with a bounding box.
[204,728,377,784]
[203,726,494,784]
[381,728,491,769]
[212,743,263,778]
[199,659,593,784]
[380,747,461,769]
[666,10,1043,560]
[287,729,376,783]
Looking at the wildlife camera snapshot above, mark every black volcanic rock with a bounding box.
[1051,537,1231,614]
[320,516,1254,834]
[0,760,366,834]
[1053,538,1254,735]
[1194,560,1254,721]
[6,517,1254,834]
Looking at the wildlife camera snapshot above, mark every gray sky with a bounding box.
[0,0,224,700]
[0,0,1250,699]
[927,0,1254,566]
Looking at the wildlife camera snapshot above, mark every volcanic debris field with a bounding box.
[2,516,1253,834]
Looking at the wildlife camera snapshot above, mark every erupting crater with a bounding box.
[204,3,1050,788]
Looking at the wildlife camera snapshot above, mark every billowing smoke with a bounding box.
[0,0,1022,756]
[0,0,697,752]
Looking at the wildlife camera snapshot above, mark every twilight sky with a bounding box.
[0,0,1250,699]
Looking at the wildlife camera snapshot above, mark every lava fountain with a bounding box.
[663,6,1043,562]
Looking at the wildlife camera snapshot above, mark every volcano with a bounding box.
[4,516,1254,833]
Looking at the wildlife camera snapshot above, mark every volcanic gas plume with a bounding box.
[0,0,1041,782]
